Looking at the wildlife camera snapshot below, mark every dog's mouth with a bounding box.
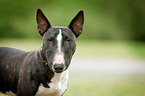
[55,70,63,73]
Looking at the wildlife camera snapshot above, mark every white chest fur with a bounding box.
[36,70,69,96]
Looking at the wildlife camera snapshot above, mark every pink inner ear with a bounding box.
[37,15,49,35]
[73,24,82,35]
[37,9,51,36]
[37,21,48,34]
[69,10,84,37]
[71,18,83,37]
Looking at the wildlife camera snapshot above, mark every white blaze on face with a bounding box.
[53,29,65,65]
[57,29,62,53]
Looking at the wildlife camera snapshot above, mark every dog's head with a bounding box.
[36,9,84,73]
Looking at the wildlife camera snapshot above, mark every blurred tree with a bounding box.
[0,0,145,41]
[127,0,145,41]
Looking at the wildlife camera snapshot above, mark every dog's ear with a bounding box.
[36,9,51,36]
[69,10,84,38]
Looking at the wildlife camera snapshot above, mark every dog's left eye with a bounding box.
[66,39,71,43]
[66,39,70,42]
[47,38,53,42]
[64,36,71,43]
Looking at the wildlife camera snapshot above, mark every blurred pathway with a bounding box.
[69,57,145,78]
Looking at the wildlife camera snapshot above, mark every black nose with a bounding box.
[54,64,64,73]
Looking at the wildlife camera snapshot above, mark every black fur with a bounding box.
[0,47,54,96]
[0,9,84,96]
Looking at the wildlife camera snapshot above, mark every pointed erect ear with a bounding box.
[69,10,84,38]
[36,9,51,36]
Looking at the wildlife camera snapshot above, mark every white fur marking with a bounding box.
[36,70,69,96]
[57,29,62,53]
[53,29,64,65]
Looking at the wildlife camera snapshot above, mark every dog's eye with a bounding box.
[64,36,71,43]
[66,39,71,43]
[47,38,53,42]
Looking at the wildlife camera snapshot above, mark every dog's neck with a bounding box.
[35,50,54,86]
[40,46,48,66]
[35,49,51,70]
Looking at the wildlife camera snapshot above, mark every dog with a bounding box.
[0,9,84,96]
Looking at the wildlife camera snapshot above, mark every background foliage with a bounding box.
[0,0,145,41]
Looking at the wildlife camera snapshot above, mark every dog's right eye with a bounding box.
[47,38,53,42]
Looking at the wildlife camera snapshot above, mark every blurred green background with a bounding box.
[0,0,145,41]
[0,0,145,96]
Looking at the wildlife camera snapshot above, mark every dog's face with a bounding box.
[36,9,84,73]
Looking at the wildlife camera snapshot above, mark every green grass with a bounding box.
[76,40,145,60]
[0,39,145,96]
[0,94,8,96]
[64,77,145,96]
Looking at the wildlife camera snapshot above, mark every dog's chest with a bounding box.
[36,70,69,96]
